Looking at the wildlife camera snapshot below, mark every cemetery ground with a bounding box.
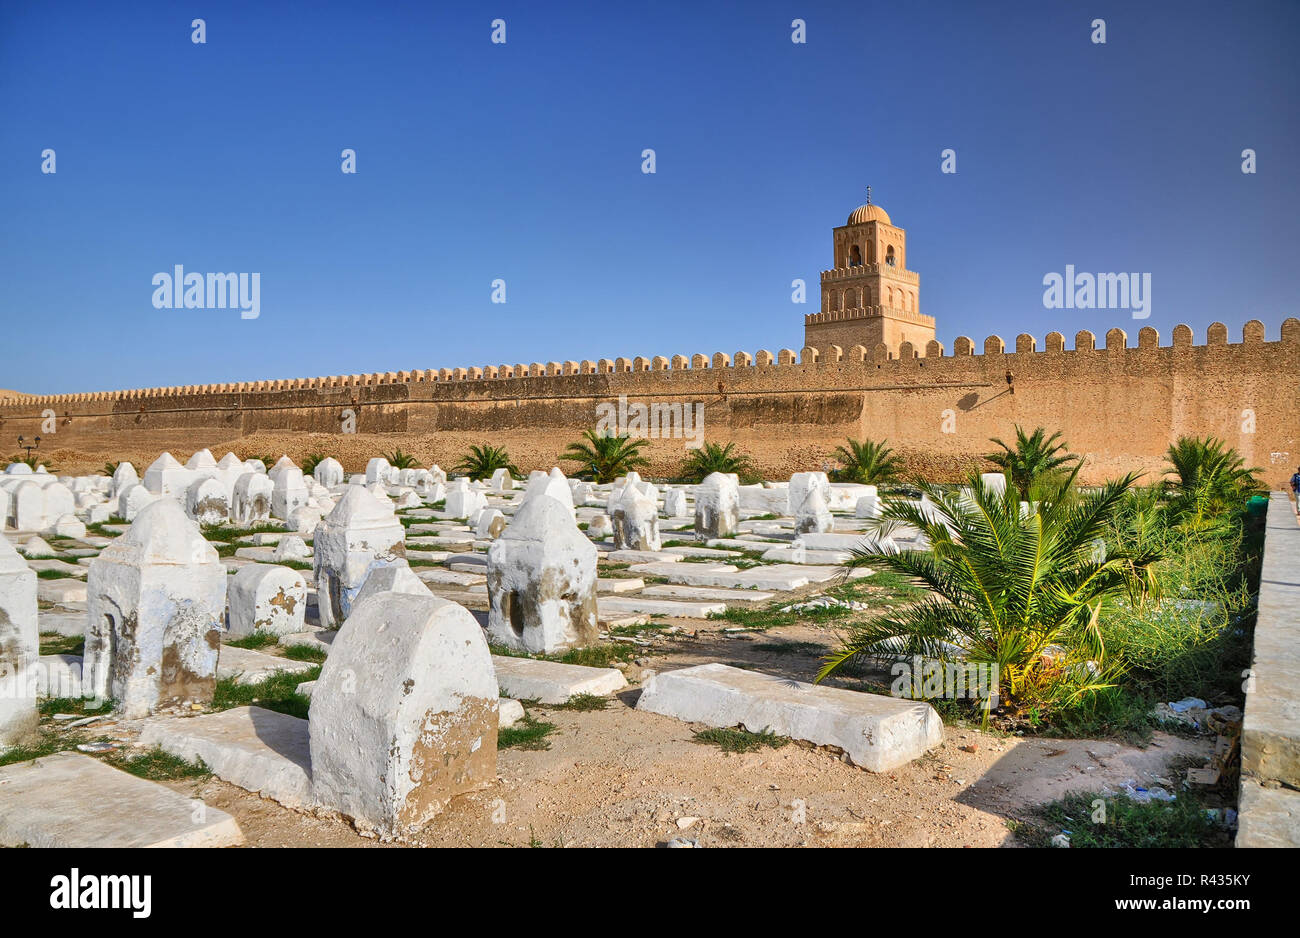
[17,586,1219,849]
[0,433,1264,849]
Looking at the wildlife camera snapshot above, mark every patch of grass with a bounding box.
[0,731,87,767]
[110,746,210,781]
[692,726,790,753]
[224,631,280,650]
[212,665,321,720]
[200,522,287,542]
[547,693,608,712]
[38,696,111,718]
[39,634,84,656]
[497,715,557,750]
[1013,789,1230,848]
[35,569,78,580]
[557,644,640,668]
[282,644,327,663]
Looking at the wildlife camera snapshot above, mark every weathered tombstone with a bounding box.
[415,477,444,502]
[231,472,273,525]
[611,482,661,551]
[185,477,230,526]
[788,471,830,516]
[980,472,1008,497]
[312,486,406,630]
[83,499,226,718]
[8,482,42,531]
[0,487,10,530]
[111,461,139,500]
[694,472,740,539]
[475,508,507,539]
[117,483,159,522]
[490,467,514,491]
[309,592,498,838]
[427,464,446,485]
[486,493,598,654]
[272,467,309,521]
[267,455,297,483]
[854,485,881,519]
[352,561,433,606]
[662,488,688,518]
[522,467,575,517]
[226,564,306,638]
[794,485,834,535]
[142,452,193,497]
[365,457,392,485]
[0,536,38,749]
[587,513,612,540]
[272,534,310,562]
[445,479,486,519]
[18,535,55,558]
[49,514,86,538]
[313,456,344,487]
[572,482,595,506]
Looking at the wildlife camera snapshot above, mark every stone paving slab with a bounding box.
[1237,779,1300,847]
[760,546,855,564]
[491,655,627,703]
[280,629,337,653]
[38,608,85,637]
[607,549,682,564]
[661,546,741,559]
[1242,494,1300,788]
[0,751,244,847]
[414,567,485,587]
[25,558,86,577]
[139,706,314,809]
[639,584,776,603]
[597,596,725,619]
[217,646,315,685]
[596,577,645,594]
[636,663,943,772]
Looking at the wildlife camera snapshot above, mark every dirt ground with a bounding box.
[152,617,1211,849]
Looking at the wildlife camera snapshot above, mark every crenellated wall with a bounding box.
[2,318,1297,485]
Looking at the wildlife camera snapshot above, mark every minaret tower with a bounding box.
[804,189,935,357]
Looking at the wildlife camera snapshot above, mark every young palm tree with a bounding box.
[101,461,121,476]
[563,429,649,484]
[299,452,329,476]
[452,444,519,480]
[831,438,903,485]
[818,469,1160,718]
[985,426,1080,501]
[382,447,422,470]
[679,441,755,484]
[1163,436,1262,523]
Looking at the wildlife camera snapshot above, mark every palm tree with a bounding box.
[832,438,903,485]
[1163,436,1262,524]
[299,452,329,476]
[10,453,54,471]
[101,461,121,476]
[382,448,422,470]
[817,468,1160,719]
[985,426,1080,501]
[452,444,519,480]
[563,429,649,483]
[679,442,756,484]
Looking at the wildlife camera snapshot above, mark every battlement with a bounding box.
[821,265,919,283]
[0,319,1295,409]
[804,305,937,329]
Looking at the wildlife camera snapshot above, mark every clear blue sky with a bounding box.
[2,0,1296,394]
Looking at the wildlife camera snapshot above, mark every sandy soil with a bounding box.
[153,617,1211,849]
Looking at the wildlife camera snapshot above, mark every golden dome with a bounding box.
[847,203,891,225]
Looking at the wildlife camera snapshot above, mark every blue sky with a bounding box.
[1,0,1296,394]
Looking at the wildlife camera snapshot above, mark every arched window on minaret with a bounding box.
[886,245,896,267]
[843,288,857,309]
[849,244,862,267]
[862,286,872,307]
